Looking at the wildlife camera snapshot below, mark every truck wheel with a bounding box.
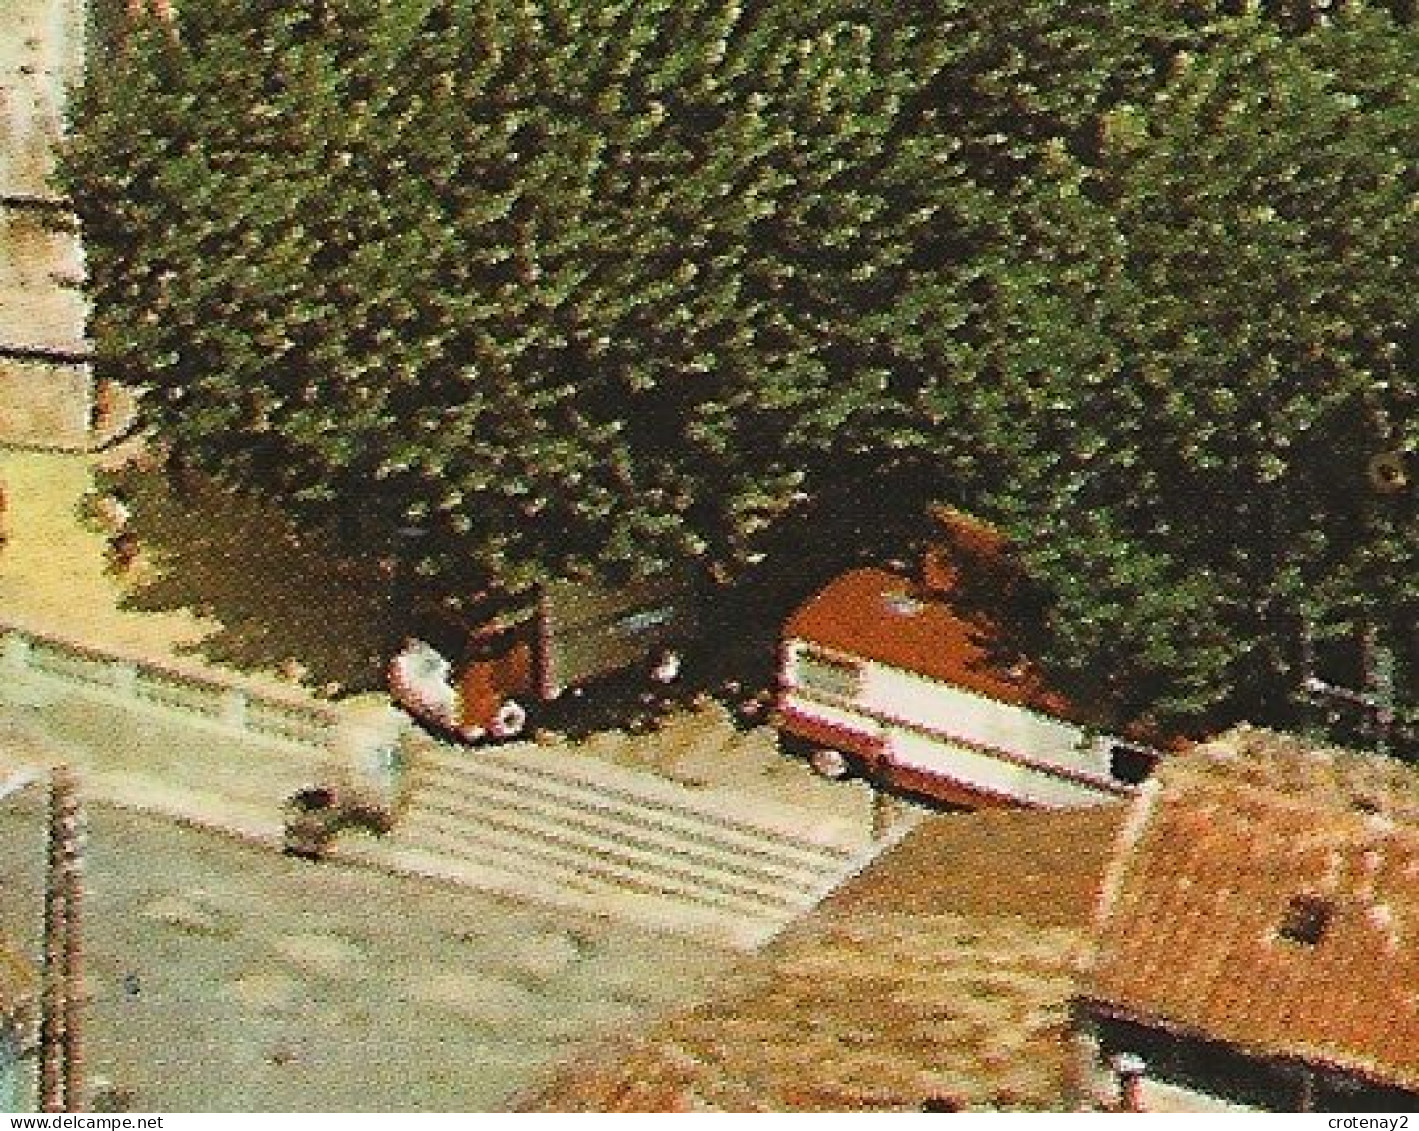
[808,747,852,781]
[491,699,528,739]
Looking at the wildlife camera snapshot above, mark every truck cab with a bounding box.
[389,574,694,743]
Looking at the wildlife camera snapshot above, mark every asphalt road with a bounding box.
[0,794,736,1112]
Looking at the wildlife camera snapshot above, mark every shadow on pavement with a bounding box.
[107,464,397,695]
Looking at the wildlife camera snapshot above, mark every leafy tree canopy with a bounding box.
[61,0,1419,737]
[965,11,1419,730]
[64,0,1183,591]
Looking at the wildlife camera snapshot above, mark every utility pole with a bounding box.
[39,767,85,1113]
[59,770,84,1115]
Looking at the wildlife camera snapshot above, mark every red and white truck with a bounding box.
[774,508,1166,809]
[389,574,693,742]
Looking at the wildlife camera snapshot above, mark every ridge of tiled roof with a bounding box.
[1167,725,1419,822]
[1083,727,1419,1091]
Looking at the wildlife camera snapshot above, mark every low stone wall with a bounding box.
[0,620,339,750]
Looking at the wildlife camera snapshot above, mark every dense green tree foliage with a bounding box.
[65,0,1178,587]
[60,2,919,588]
[970,11,1419,729]
[62,1,1418,736]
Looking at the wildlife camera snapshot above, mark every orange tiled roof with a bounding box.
[1083,729,1419,1090]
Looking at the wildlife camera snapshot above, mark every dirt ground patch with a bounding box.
[0,448,377,696]
[109,461,400,694]
[0,450,212,656]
